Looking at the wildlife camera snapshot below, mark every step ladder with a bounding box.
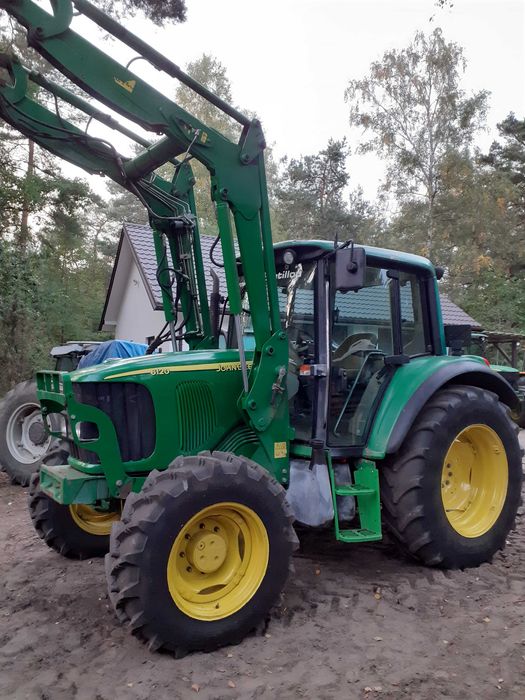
[328,458,382,543]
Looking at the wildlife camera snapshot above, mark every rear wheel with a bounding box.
[106,452,296,654]
[29,453,121,559]
[516,401,525,429]
[0,380,58,485]
[381,385,522,569]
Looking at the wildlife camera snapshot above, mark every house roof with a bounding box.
[279,287,482,329]
[100,222,482,331]
[286,286,416,324]
[439,295,481,329]
[99,222,230,330]
[125,221,229,309]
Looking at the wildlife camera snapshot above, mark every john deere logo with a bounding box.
[114,77,136,93]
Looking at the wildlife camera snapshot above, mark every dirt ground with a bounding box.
[1,436,524,700]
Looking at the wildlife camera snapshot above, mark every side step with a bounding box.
[328,458,382,543]
[336,528,381,543]
[333,485,375,497]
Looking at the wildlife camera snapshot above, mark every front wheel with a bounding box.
[381,385,523,569]
[106,452,296,654]
[29,462,121,559]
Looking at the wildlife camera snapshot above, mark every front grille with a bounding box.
[72,382,156,463]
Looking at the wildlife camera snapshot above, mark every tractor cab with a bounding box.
[232,240,443,452]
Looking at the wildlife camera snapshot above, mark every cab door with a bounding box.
[327,264,429,448]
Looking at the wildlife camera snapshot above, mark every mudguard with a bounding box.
[364,355,519,460]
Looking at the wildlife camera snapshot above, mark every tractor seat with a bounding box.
[333,333,378,373]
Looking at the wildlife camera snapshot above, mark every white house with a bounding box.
[99,223,231,346]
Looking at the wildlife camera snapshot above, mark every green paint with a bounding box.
[364,354,488,459]
[328,455,382,543]
[37,347,295,503]
[39,464,146,504]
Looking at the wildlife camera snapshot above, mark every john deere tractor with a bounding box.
[0,0,522,655]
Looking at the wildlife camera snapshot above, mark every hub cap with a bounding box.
[167,503,269,621]
[441,425,508,538]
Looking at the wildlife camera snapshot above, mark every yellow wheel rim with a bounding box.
[69,504,120,536]
[167,502,269,621]
[441,425,508,538]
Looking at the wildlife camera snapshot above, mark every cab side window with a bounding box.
[399,273,428,357]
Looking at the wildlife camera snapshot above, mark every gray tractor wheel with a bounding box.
[0,380,59,486]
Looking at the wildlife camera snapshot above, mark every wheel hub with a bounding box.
[69,504,121,536]
[187,531,227,573]
[441,424,508,538]
[167,503,269,621]
[6,403,52,463]
[28,421,47,445]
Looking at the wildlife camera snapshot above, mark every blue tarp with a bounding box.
[77,340,149,369]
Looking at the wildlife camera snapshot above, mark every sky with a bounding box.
[53,0,525,201]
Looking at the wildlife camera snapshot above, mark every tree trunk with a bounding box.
[427,189,434,259]
[20,139,34,251]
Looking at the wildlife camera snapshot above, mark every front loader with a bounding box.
[0,0,522,655]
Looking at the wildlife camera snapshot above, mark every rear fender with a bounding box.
[364,356,518,460]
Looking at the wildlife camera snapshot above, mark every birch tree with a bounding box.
[345,28,488,257]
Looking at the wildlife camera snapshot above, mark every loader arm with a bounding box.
[0,0,290,448]
[0,54,212,346]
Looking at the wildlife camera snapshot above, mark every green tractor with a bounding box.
[0,0,522,655]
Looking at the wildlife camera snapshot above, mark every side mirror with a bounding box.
[444,324,471,356]
[335,247,366,292]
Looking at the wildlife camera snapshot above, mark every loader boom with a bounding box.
[0,0,290,449]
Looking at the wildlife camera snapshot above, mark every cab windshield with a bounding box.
[230,261,317,358]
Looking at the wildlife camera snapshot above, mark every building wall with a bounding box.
[114,260,167,344]
[105,243,231,351]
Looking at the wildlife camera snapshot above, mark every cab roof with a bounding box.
[273,240,436,277]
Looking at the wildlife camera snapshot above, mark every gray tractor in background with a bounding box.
[0,342,100,485]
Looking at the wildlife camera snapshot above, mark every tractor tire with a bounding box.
[106,452,296,654]
[29,450,121,559]
[0,380,58,486]
[381,385,522,569]
[516,403,525,429]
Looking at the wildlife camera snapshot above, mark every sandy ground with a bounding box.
[1,435,524,700]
